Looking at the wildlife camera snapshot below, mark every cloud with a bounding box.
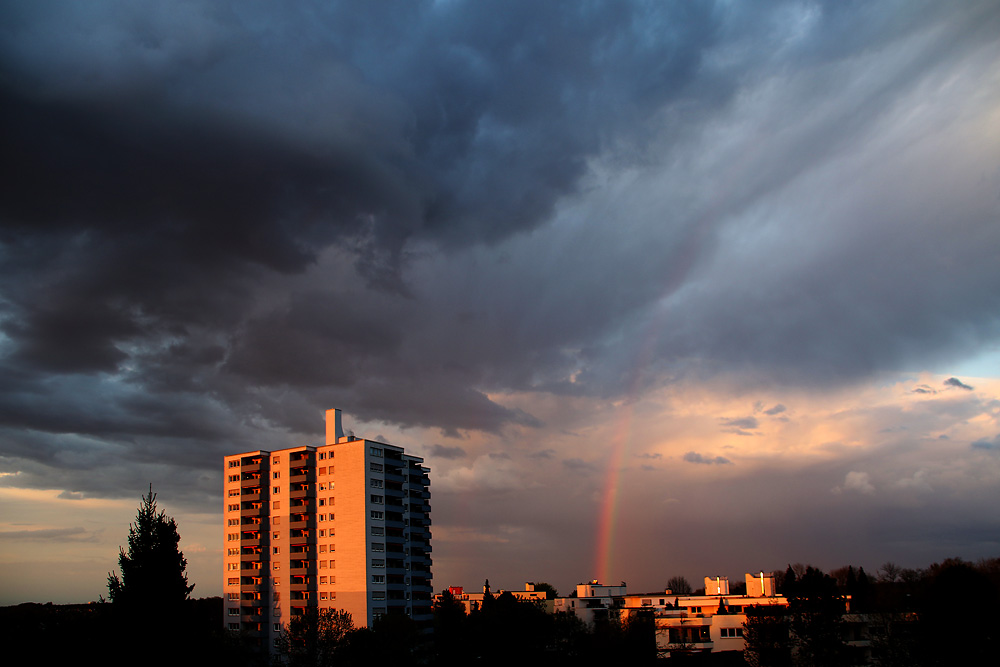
[833,471,875,495]
[562,458,597,473]
[1,0,1000,604]
[429,445,467,460]
[945,377,974,391]
[0,527,93,542]
[971,435,1000,451]
[683,452,732,466]
[719,416,759,430]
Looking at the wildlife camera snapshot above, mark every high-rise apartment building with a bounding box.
[223,409,432,647]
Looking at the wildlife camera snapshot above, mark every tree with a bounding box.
[877,561,901,584]
[744,605,792,667]
[534,581,559,599]
[665,576,692,595]
[107,485,194,610]
[277,608,354,667]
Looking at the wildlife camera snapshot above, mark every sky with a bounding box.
[1,0,999,605]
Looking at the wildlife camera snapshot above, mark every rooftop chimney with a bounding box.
[326,409,344,444]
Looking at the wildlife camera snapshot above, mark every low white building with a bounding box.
[554,573,788,658]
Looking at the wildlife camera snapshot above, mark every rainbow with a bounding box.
[594,405,635,582]
[591,221,707,582]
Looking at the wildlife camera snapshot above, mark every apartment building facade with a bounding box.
[223,409,432,648]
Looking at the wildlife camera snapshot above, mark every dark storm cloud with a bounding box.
[0,0,998,512]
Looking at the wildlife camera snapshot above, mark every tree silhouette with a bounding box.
[665,576,692,595]
[277,608,354,667]
[107,485,194,610]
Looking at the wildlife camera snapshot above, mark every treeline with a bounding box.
[744,557,1000,667]
[3,556,997,666]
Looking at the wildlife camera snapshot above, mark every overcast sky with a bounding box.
[2,0,1000,604]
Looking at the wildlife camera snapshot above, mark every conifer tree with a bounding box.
[107,485,194,610]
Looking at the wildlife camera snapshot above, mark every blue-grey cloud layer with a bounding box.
[1,0,998,519]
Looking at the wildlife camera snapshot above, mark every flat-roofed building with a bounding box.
[223,409,432,650]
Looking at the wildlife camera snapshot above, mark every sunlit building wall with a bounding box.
[223,409,432,649]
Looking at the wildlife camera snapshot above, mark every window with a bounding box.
[228,563,239,571]
[228,503,239,512]
[370,511,383,520]
[273,623,281,632]
[273,562,280,570]
[329,560,335,569]
[372,559,385,568]
[318,452,326,460]
[320,592,328,600]
[229,460,240,468]
[370,495,383,504]
[372,575,385,584]
[318,499,326,506]
[320,576,328,584]
[228,474,239,482]
[229,489,240,497]
[319,482,327,491]
[273,592,280,601]
[228,533,238,541]
[228,592,239,600]
[274,578,280,586]
[273,547,280,555]
[273,472,280,479]
[228,578,239,585]
[371,526,384,536]
[370,462,383,473]
[319,529,326,537]
[229,623,240,631]
[228,518,239,526]
[370,447,383,457]
[273,532,280,540]
[320,545,327,553]
[273,486,280,494]
[273,517,280,525]
[320,561,327,569]
[370,478,383,488]
[272,501,280,510]
[228,607,239,616]
[372,591,385,600]
[371,543,385,552]
[721,628,744,638]
[318,467,327,475]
